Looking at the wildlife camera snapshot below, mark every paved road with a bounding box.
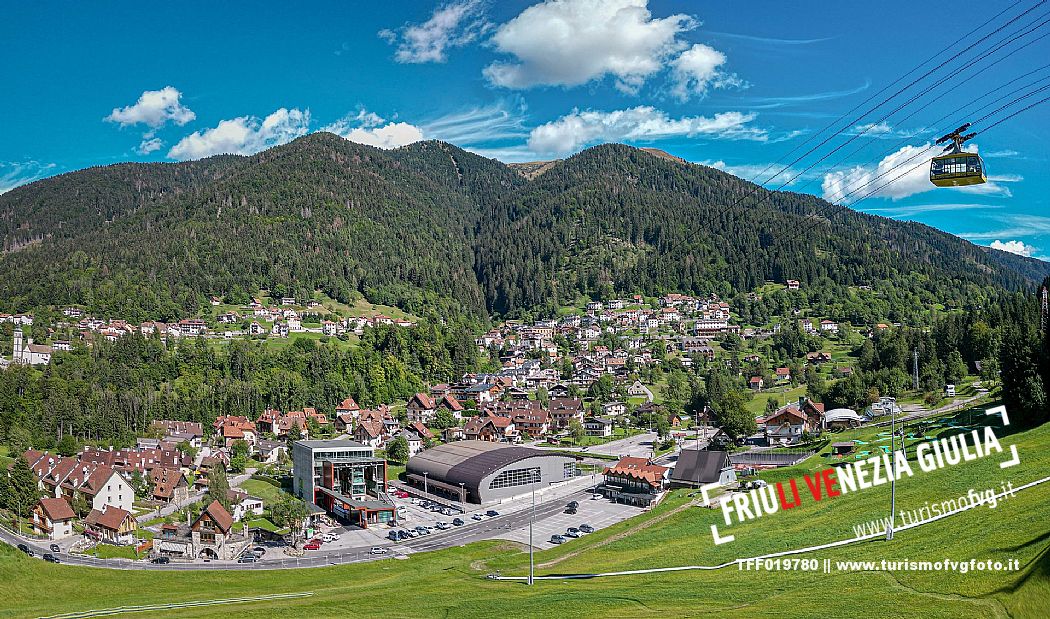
[1,484,596,571]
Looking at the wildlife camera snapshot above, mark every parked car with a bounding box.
[485,510,499,517]
[566,501,579,509]
[452,518,465,526]
[405,529,419,538]
[388,530,400,541]
[564,507,578,515]
[591,493,603,500]
[415,526,431,536]
[237,555,257,563]
[43,553,60,563]
[579,524,595,534]
[472,514,484,521]
[441,508,455,516]
[151,556,171,564]
[49,543,61,553]
[396,530,410,541]
[370,547,388,555]
[565,528,580,538]
[303,541,321,550]
[550,535,567,544]
[322,533,337,543]
[435,522,450,530]
[252,546,266,557]
[16,544,29,554]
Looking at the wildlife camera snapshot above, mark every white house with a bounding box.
[227,489,265,521]
[33,497,77,540]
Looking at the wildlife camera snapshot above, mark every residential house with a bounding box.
[353,420,386,449]
[406,393,437,424]
[820,320,840,334]
[33,497,77,540]
[775,367,792,383]
[548,398,584,430]
[764,406,819,445]
[583,417,615,437]
[84,506,137,544]
[226,489,265,521]
[626,380,654,402]
[149,467,189,504]
[749,376,765,390]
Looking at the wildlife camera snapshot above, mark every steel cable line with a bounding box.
[778,91,1050,243]
[786,49,1050,206]
[759,8,1050,198]
[720,15,1050,242]
[740,0,1029,188]
[815,73,1050,208]
[672,3,1050,257]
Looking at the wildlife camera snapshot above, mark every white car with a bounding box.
[591,493,603,500]
[370,547,388,555]
[322,533,337,542]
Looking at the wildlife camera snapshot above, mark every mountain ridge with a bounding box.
[0,133,1045,321]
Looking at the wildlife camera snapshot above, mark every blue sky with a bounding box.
[2,1,1048,259]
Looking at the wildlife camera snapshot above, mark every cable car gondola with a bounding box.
[930,123,986,187]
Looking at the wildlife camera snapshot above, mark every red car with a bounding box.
[303,541,321,550]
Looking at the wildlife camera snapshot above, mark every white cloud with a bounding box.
[989,239,1037,257]
[167,108,311,160]
[422,101,530,144]
[137,137,164,155]
[0,160,57,194]
[105,86,196,129]
[527,106,765,156]
[323,111,424,149]
[380,0,489,63]
[484,0,696,93]
[960,214,1050,241]
[669,43,741,101]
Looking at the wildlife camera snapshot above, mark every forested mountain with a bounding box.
[0,134,1046,323]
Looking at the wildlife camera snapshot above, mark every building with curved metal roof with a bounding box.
[406,440,577,504]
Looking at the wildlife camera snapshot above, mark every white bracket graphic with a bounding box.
[986,405,1010,426]
[1000,444,1020,469]
[711,524,735,545]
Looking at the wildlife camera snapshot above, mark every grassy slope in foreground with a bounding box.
[2,415,1049,619]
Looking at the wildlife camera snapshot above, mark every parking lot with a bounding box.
[493,494,645,549]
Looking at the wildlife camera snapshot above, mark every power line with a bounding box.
[793,91,1050,237]
[740,0,1030,189]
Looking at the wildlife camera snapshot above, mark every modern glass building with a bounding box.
[291,439,395,527]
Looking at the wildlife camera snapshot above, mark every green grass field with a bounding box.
[237,479,290,507]
[3,407,1049,618]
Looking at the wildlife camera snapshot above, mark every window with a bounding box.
[488,466,541,490]
[563,462,576,479]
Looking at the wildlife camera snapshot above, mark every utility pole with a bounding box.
[529,481,535,586]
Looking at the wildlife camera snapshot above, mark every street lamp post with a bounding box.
[459,482,465,504]
[529,480,535,586]
[422,472,428,498]
[887,409,896,541]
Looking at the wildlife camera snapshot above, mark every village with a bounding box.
[1,281,942,569]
